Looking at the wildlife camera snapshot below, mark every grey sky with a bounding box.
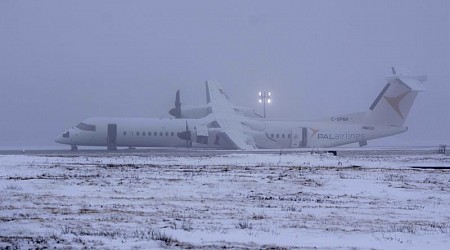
[1,0,449,148]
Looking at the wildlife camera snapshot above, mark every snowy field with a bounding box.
[1,150,450,249]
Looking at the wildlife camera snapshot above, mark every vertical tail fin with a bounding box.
[363,68,426,126]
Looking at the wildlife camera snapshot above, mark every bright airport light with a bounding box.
[258,91,271,118]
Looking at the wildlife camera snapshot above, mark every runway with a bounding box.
[0,145,443,157]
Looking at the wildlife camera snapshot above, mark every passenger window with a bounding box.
[123,131,127,136]
[154,132,157,136]
[276,134,279,138]
[271,134,274,138]
[142,132,146,136]
[165,132,169,136]
[288,134,291,138]
[282,134,285,138]
[171,132,174,136]
[159,132,163,136]
[136,132,140,136]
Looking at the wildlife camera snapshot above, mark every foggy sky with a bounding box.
[1,0,449,148]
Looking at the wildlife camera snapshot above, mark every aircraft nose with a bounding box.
[55,131,70,144]
[54,135,63,144]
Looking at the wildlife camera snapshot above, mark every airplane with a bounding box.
[55,68,426,151]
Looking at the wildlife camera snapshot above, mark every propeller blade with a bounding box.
[185,120,190,148]
[169,89,182,118]
[177,120,191,148]
[175,90,181,109]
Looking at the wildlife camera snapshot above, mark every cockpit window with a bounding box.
[76,122,96,131]
[62,131,69,138]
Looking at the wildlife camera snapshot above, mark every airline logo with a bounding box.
[317,133,365,140]
[384,91,410,120]
[311,128,365,140]
[309,128,319,138]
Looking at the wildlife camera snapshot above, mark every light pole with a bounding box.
[258,91,271,118]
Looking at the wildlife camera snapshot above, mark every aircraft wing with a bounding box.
[206,81,256,150]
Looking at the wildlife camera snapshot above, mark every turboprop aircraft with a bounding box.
[55,68,426,150]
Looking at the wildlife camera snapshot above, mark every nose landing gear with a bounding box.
[70,145,78,151]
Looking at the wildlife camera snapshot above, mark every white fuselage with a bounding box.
[260,119,406,148]
[56,118,191,148]
[55,117,407,149]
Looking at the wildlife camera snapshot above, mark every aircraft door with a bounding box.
[290,128,303,148]
[107,124,117,151]
[291,128,307,148]
[301,127,308,147]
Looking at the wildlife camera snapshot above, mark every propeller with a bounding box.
[169,90,182,118]
[177,120,192,148]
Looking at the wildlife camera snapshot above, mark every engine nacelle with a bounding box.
[169,89,259,119]
[170,104,258,119]
[171,105,211,119]
[181,105,211,119]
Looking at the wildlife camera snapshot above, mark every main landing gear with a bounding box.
[70,145,78,151]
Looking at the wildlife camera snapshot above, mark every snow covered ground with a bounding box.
[1,151,450,249]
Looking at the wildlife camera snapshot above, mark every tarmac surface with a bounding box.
[0,146,443,157]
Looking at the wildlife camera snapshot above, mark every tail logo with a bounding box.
[383,91,410,120]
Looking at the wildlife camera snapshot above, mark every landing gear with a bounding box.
[70,145,78,151]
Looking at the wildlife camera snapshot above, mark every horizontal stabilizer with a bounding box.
[385,75,427,91]
[386,67,427,91]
